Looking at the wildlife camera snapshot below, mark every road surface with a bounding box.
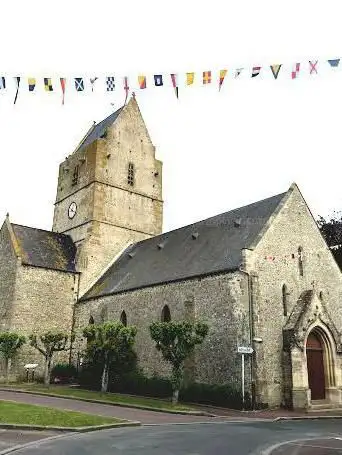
[2,419,342,455]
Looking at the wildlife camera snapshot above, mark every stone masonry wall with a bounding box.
[5,265,78,379]
[74,271,250,388]
[250,185,342,407]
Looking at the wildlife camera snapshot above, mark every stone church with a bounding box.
[1,96,342,410]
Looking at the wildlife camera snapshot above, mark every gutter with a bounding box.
[69,273,81,364]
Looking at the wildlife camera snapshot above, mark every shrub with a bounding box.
[109,371,172,398]
[179,382,251,410]
[51,363,77,384]
[110,372,252,410]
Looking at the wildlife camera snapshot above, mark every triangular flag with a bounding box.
[234,68,243,78]
[219,69,227,91]
[123,76,130,104]
[186,72,194,85]
[60,78,66,105]
[328,59,340,68]
[170,74,179,99]
[28,78,36,91]
[154,75,163,86]
[252,66,261,77]
[270,64,282,79]
[44,78,53,91]
[138,75,146,89]
[13,77,20,104]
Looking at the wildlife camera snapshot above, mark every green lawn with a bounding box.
[0,400,123,427]
[3,384,194,411]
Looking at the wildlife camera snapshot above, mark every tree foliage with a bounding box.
[149,321,209,404]
[0,332,26,382]
[29,331,74,385]
[83,321,137,392]
[317,212,342,269]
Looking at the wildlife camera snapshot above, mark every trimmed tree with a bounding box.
[83,321,137,392]
[29,331,75,385]
[0,332,26,382]
[149,321,209,404]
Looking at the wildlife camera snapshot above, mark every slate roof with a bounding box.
[82,191,287,301]
[76,107,123,153]
[11,224,77,273]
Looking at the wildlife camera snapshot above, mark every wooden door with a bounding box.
[306,332,325,400]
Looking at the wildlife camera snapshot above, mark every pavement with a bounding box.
[0,429,59,453]
[2,419,342,454]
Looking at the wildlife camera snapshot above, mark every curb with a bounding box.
[274,415,342,421]
[0,421,141,432]
[0,388,215,417]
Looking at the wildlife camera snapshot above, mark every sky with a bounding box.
[0,0,341,233]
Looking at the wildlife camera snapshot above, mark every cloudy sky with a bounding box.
[0,1,341,233]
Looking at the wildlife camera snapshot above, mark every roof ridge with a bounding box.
[11,223,72,238]
[132,191,288,247]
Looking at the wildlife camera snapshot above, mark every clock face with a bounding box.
[68,202,77,219]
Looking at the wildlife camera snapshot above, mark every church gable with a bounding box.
[252,183,342,280]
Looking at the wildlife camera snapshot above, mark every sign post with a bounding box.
[237,346,254,411]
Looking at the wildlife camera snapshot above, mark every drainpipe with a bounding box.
[239,267,256,410]
[69,272,81,365]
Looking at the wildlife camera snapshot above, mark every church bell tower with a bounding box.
[52,96,163,296]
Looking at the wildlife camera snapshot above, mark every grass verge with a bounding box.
[2,384,195,412]
[0,400,123,427]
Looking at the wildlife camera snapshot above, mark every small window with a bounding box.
[120,310,127,326]
[72,165,79,186]
[161,305,171,322]
[282,284,288,316]
[127,162,134,186]
[89,316,94,325]
[298,246,304,277]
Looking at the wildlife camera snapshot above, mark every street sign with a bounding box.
[238,346,254,354]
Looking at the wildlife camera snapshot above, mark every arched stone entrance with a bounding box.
[283,290,342,409]
[305,325,337,404]
[306,331,325,400]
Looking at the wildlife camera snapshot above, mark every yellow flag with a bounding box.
[186,72,194,85]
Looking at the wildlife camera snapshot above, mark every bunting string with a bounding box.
[0,58,341,105]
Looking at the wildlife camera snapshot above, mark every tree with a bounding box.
[83,321,137,393]
[0,332,26,382]
[317,212,342,270]
[149,321,209,404]
[29,331,74,385]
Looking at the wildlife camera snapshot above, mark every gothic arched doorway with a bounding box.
[306,331,325,400]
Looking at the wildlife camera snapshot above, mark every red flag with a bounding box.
[60,78,66,105]
[124,77,130,104]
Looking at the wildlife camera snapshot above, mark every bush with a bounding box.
[179,382,251,410]
[109,371,172,398]
[51,363,77,384]
[110,372,252,410]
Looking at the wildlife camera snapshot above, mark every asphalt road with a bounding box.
[3,419,342,455]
